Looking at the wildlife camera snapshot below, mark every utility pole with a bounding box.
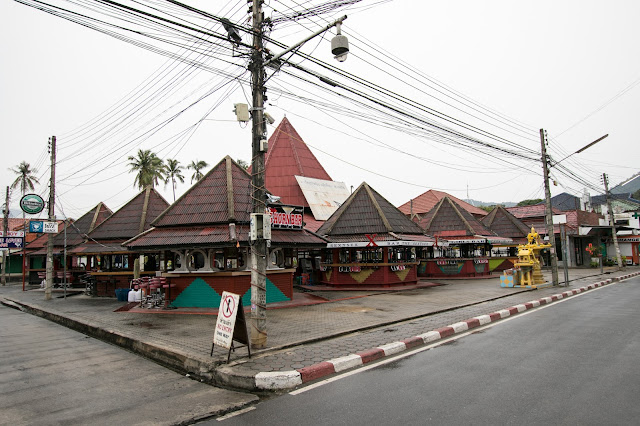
[249,0,268,348]
[602,173,623,268]
[45,136,56,300]
[540,129,559,286]
[2,186,9,286]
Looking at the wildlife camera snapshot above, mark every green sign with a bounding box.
[20,194,45,215]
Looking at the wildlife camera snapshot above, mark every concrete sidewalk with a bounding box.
[1,267,638,393]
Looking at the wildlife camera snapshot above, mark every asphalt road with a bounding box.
[214,277,640,425]
[0,304,257,426]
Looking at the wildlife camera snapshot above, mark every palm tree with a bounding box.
[164,158,185,202]
[187,159,209,184]
[127,149,166,190]
[9,161,39,280]
[9,161,39,195]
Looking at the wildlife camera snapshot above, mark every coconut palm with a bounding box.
[9,161,39,195]
[164,158,185,202]
[127,149,166,190]
[187,159,208,184]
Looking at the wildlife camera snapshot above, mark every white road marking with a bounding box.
[217,406,256,421]
[290,279,623,395]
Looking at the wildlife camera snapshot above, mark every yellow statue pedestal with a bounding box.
[501,227,552,289]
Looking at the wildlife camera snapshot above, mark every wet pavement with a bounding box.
[1,266,637,392]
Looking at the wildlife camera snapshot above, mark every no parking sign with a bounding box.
[211,291,251,362]
[214,292,239,349]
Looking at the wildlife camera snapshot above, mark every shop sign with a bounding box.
[339,265,362,273]
[437,259,461,265]
[267,204,303,230]
[20,194,45,215]
[0,231,24,237]
[0,237,24,249]
[29,220,59,233]
[390,264,406,271]
[474,259,489,264]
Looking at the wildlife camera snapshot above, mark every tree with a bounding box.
[164,159,185,202]
[187,159,209,184]
[9,161,39,195]
[236,158,249,170]
[517,198,543,207]
[127,149,166,190]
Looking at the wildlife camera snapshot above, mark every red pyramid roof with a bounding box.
[262,117,332,207]
[398,189,487,218]
[416,197,495,237]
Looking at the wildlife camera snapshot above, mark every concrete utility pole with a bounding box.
[540,129,559,286]
[602,173,623,268]
[45,136,56,300]
[2,186,9,286]
[249,0,268,348]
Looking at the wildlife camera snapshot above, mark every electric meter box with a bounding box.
[250,213,271,240]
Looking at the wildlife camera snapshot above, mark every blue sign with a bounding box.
[0,237,24,249]
[30,221,44,233]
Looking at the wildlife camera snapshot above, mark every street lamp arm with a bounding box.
[264,15,347,68]
[551,134,608,168]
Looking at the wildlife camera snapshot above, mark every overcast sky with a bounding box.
[2,0,638,220]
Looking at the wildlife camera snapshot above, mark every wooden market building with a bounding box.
[316,182,437,288]
[480,205,531,273]
[414,197,511,278]
[68,188,169,295]
[124,156,327,308]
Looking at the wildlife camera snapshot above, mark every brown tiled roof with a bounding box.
[88,188,169,240]
[153,156,251,227]
[68,241,130,255]
[505,204,561,219]
[417,197,496,237]
[398,189,487,217]
[52,202,111,247]
[481,206,530,239]
[317,182,425,236]
[125,224,325,249]
[125,156,327,250]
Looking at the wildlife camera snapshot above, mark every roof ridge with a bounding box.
[364,183,393,232]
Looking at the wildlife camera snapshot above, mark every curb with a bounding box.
[246,271,640,391]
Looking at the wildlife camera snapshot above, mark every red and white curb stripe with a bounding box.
[253,272,640,391]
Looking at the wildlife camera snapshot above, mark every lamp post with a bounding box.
[245,1,348,348]
[541,131,608,286]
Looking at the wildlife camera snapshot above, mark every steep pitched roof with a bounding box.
[318,182,425,236]
[153,156,251,227]
[52,202,111,247]
[261,117,332,207]
[481,206,530,241]
[88,188,169,240]
[416,197,495,237]
[398,189,487,218]
[125,156,326,249]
